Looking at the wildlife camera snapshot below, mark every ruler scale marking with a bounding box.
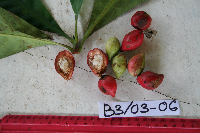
[0,115,200,132]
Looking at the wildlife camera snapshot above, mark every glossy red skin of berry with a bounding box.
[131,11,152,30]
[120,30,144,51]
[87,48,109,77]
[98,75,117,97]
[137,71,164,90]
[55,50,75,80]
[128,53,145,77]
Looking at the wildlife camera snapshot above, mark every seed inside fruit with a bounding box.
[92,54,103,70]
[58,58,70,73]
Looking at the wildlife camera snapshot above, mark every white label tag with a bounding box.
[98,100,180,118]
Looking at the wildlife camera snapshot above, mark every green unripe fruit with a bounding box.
[105,37,120,60]
[112,54,127,79]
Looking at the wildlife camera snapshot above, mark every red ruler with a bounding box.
[0,115,200,133]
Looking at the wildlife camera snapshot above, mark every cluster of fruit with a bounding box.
[54,11,164,98]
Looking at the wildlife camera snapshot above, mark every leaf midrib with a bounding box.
[84,0,115,39]
[0,31,57,50]
[0,31,54,43]
[0,30,73,52]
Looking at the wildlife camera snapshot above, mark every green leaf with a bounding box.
[79,0,146,52]
[0,6,72,59]
[70,0,83,19]
[0,0,75,43]
[0,28,73,59]
[70,0,83,49]
[0,7,50,39]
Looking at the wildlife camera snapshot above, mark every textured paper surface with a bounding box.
[98,100,180,118]
[0,0,200,118]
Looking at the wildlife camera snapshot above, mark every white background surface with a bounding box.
[0,0,200,119]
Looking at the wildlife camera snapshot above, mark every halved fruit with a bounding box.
[87,48,108,77]
[55,50,75,80]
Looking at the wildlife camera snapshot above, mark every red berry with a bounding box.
[137,71,164,90]
[128,53,145,77]
[131,11,152,30]
[87,48,108,77]
[98,75,117,97]
[55,50,75,80]
[120,30,144,51]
